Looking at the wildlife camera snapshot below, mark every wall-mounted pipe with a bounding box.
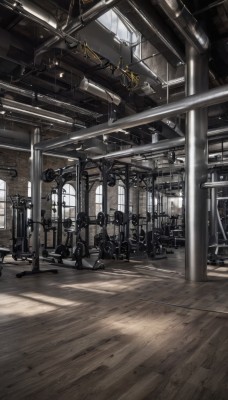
[0,166,17,177]
[35,84,228,151]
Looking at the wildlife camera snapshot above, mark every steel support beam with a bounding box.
[31,127,42,270]
[185,46,208,282]
[210,172,218,243]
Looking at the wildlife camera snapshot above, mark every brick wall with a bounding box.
[0,149,69,248]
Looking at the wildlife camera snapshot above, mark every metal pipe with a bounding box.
[157,0,210,53]
[194,0,226,16]
[35,84,228,151]
[125,0,184,65]
[12,0,57,28]
[202,181,228,188]
[0,143,79,160]
[79,77,121,106]
[1,98,74,126]
[185,45,208,282]
[0,80,101,119]
[31,127,42,270]
[216,205,227,241]
[35,0,120,55]
[0,166,17,177]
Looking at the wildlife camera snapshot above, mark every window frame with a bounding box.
[0,179,7,229]
[95,184,103,216]
[118,185,125,213]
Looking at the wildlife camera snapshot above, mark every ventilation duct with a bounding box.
[35,0,121,55]
[7,0,57,29]
[79,77,121,106]
[0,80,100,119]
[156,0,210,53]
[1,98,75,127]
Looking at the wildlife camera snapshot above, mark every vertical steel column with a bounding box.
[125,165,130,243]
[75,161,80,215]
[210,171,218,242]
[85,173,90,246]
[102,161,108,216]
[31,127,42,270]
[57,178,63,246]
[185,45,208,281]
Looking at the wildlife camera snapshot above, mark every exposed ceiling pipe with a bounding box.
[1,98,79,127]
[92,126,228,160]
[202,181,228,188]
[79,77,121,106]
[155,0,210,53]
[0,143,78,160]
[11,0,58,28]
[2,0,60,35]
[35,0,121,56]
[34,84,228,151]
[0,80,101,119]
[162,118,184,136]
[122,0,184,65]
[162,77,185,88]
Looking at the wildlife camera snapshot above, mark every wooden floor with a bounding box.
[0,250,228,400]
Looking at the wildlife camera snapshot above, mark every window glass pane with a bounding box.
[0,179,6,229]
[0,192,5,201]
[118,185,125,212]
[0,215,5,228]
[95,185,103,216]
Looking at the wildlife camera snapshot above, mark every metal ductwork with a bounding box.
[35,84,228,151]
[1,98,75,127]
[11,0,57,28]
[117,0,184,66]
[0,80,101,120]
[79,77,121,106]
[35,0,121,56]
[156,0,210,53]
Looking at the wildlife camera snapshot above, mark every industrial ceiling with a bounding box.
[0,0,228,163]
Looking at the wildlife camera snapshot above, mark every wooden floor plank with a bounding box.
[0,249,227,400]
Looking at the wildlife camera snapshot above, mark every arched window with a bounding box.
[27,181,31,219]
[51,183,76,221]
[118,185,125,212]
[95,185,103,215]
[147,192,157,214]
[0,179,6,229]
[62,184,76,220]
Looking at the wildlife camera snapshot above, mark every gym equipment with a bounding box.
[97,212,107,227]
[41,168,56,183]
[132,214,139,226]
[10,194,32,260]
[0,247,11,276]
[113,210,124,226]
[76,212,89,229]
[107,173,116,187]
